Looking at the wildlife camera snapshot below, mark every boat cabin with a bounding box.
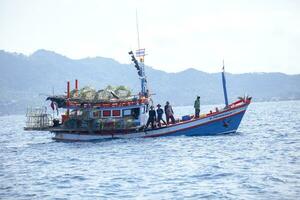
[63,100,149,131]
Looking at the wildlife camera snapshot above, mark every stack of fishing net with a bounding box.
[113,85,132,99]
[70,85,132,101]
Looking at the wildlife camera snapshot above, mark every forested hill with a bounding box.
[1,49,299,115]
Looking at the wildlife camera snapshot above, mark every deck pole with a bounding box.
[75,79,78,97]
[222,60,229,107]
[67,81,70,116]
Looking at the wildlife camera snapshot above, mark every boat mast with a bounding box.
[136,10,147,96]
[222,60,229,107]
[129,10,148,97]
[138,51,147,96]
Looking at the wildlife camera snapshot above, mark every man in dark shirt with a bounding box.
[156,104,167,127]
[146,106,156,129]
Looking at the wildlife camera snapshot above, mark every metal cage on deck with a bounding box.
[24,107,53,130]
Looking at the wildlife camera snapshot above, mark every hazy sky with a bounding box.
[1,0,299,74]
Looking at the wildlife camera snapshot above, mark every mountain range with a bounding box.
[0,49,300,115]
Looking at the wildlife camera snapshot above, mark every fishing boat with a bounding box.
[24,48,251,141]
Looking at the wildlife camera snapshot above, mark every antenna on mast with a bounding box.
[136,9,141,50]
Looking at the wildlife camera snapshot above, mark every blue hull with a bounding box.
[166,110,245,137]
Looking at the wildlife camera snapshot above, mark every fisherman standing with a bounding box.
[194,96,200,118]
[146,106,156,129]
[164,101,176,124]
[156,104,167,127]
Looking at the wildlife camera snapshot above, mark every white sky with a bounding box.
[0,0,299,74]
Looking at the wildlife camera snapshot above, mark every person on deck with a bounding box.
[156,104,167,127]
[146,106,156,129]
[164,101,176,124]
[194,96,200,118]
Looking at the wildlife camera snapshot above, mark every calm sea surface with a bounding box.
[0,101,299,199]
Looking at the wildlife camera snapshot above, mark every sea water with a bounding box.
[0,101,299,199]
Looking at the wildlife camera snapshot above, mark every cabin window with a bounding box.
[103,110,111,117]
[112,110,121,117]
[93,110,101,118]
[132,108,140,119]
[123,109,131,116]
[77,110,83,116]
[143,106,146,114]
[70,110,77,116]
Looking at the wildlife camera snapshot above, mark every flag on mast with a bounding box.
[136,48,145,57]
